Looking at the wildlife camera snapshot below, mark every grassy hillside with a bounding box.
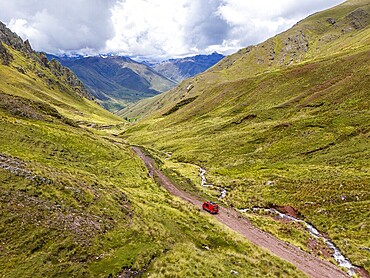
[0,23,305,277]
[123,0,370,272]
[0,100,305,277]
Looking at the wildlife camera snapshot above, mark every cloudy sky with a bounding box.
[0,0,345,60]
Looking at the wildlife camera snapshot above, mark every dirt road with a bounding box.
[132,146,349,278]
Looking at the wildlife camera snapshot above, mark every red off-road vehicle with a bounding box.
[202,201,219,214]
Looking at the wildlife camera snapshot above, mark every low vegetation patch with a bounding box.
[162,96,198,116]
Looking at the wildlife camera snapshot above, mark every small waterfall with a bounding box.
[199,167,213,187]
[219,188,227,199]
[199,167,227,199]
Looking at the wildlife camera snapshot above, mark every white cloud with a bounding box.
[105,0,190,59]
[0,0,346,59]
[8,18,40,40]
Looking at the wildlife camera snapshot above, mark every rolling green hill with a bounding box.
[0,22,306,277]
[123,0,370,272]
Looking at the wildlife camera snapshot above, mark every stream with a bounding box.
[200,166,356,276]
[199,167,227,199]
[239,207,357,276]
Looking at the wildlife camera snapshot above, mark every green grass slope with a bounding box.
[0,23,305,277]
[123,0,370,272]
[1,101,305,277]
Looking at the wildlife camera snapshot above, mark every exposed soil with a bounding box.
[307,238,333,259]
[132,146,350,278]
[357,267,370,278]
[274,205,299,218]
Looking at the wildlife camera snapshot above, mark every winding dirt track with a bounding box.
[132,147,349,278]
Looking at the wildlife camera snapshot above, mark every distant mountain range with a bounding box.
[48,52,224,112]
[47,54,177,112]
[146,52,224,83]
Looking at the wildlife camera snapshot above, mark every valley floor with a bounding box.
[132,146,351,278]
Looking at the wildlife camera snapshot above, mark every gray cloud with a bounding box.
[0,0,116,54]
[182,1,229,49]
[0,0,346,58]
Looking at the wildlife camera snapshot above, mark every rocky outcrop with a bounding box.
[0,22,26,52]
[0,21,92,100]
[0,42,13,65]
[280,31,309,65]
[345,8,369,30]
[49,58,93,100]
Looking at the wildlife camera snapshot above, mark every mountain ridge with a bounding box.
[49,52,225,113]
[48,54,177,112]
